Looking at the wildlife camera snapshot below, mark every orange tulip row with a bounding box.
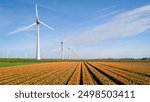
[50,62,79,85]
[89,62,150,85]
[0,62,77,85]
[67,62,81,85]
[99,64,150,85]
[99,62,150,76]
[81,62,95,85]
[84,62,116,85]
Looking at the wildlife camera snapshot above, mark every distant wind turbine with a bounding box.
[0,49,5,58]
[57,38,68,60]
[68,48,70,60]
[10,4,55,60]
[60,41,64,60]
[6,48,11,58]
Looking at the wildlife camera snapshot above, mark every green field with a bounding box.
[0,58,57,67]
[0,62,37,67]
[0,58,85,67]
[0,58,150,67]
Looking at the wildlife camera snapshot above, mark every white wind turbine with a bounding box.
[12,4,54,60]
[68,48,70,60]
[60,38,68,60]
[60,41,64,60]
[5,48,11,58]
[55,38,68,60]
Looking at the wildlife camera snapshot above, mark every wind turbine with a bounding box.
[68,48,70,60]
[11,4,54,60]
[1,49,5,58]
[57,38,68,60]
[5,48,11,58]
[60,41,64,60]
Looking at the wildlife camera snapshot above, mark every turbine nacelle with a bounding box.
[36,19,40,25]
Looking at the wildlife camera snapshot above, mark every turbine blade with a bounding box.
[71,50,78,56]
[40,21,55,31]
[9,23,36,35]
[20,23,37,31]
[35,4,39,19]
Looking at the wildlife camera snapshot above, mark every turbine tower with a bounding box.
[60,41,64,60]
[11,4,54,60]
[35,4,55,60]
[68,48,70,60]
[6,48,11,58]
[58,38,68,60]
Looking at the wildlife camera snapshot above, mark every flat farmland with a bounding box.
[0,61,150,85]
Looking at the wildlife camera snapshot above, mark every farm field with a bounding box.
[0,61,150,85]
[0,58,58,67]
[0,62,38,67]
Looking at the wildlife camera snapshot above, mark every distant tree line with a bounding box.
[91,58,150,60]
[140,58,150,60]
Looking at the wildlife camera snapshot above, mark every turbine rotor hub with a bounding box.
[36,19,40,24]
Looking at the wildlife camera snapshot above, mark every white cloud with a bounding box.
[68,4,150,45]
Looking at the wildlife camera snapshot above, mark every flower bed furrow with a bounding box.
[50,63,78,85]
[67,63,81,85]
[98,62,150,77]
[0,63,60,81]
[20,62,75,85]
[82,62,94,85]
[88,62,134,85]
[98,64,150,85]
[0,62,73,85]
[85,62,116,85]
[35,62,78,85]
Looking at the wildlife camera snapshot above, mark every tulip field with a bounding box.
[0,61,150,85]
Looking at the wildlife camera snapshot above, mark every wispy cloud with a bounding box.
[100,5,119,11]
[68,4,150,45]
[89,10,121,22]
[75,5,120,27]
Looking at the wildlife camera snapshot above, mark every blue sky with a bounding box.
[0,0,150,59]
